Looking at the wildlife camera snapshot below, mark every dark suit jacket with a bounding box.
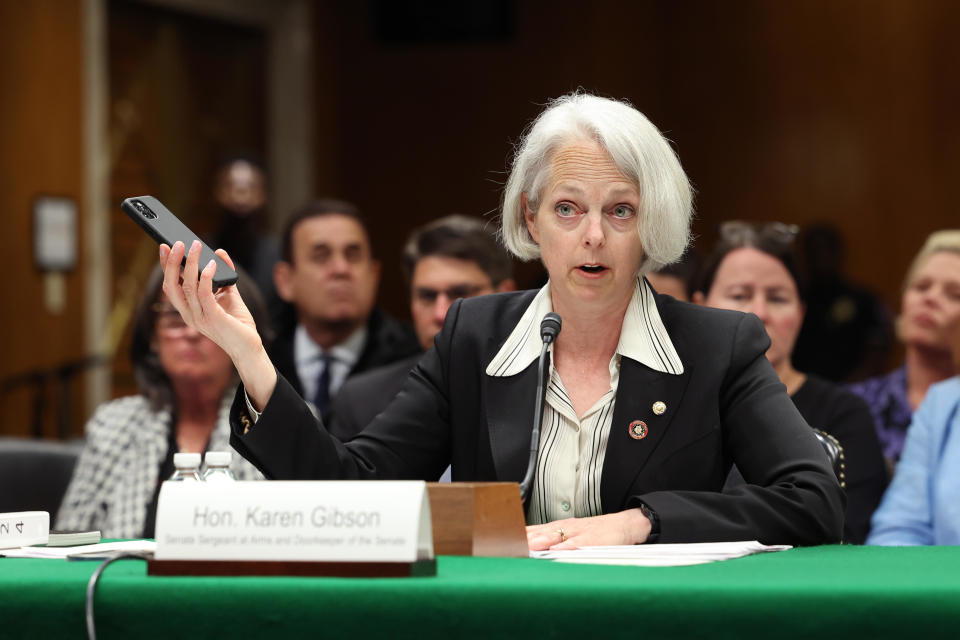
[268,307,421,398]
[327,354,422,442]
[232,289,845,545]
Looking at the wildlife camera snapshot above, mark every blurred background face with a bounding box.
[214,160,266,216]
[278,214,380,327]
[702,247,804,370]
[410,256,496,350]
[899,251,960,352]
[646,272,689,301]
[153,298,234,387]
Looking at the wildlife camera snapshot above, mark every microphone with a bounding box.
[540,312,561,344]
[519,312,562,507]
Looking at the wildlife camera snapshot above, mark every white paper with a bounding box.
[530,540,791,566]
[1,540,156,560]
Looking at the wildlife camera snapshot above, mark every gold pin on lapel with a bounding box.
[628,420,648,440]
[652,401,667,416]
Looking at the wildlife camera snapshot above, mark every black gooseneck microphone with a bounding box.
[519,312,562,506]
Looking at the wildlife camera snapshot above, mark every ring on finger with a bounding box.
[556,528,566,543]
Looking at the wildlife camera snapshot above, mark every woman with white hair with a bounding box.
[160,93,843,548]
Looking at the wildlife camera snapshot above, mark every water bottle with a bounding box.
[168,452,203,482]
[202,451,237,482]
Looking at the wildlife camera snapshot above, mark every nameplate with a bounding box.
[154,481,433,563]
[0,511,49,550]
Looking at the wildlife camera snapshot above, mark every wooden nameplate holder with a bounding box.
[426,482,528,557]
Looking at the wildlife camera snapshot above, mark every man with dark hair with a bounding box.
[327,214,515,445]
[270,199,420,416]
[402,215,515,351]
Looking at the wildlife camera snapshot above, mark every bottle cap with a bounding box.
[204,451,232,467]
[173,452,202,469]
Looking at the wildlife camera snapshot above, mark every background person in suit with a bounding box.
[160,92,843,549]
[56,266,269,538]
[327,214,516,443]
[269,199,421,416]
[693,221,887,544]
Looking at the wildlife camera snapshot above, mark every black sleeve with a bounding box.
[230,324,455,483]
[325,383,367,442]
[635,313,846,546]
[325,358,420,442]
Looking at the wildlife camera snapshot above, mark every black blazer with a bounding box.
[232,289,844,545]
[326,354,422,442]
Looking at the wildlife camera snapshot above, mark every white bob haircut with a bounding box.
[500,93,693,273]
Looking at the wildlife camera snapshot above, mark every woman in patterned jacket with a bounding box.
[56,266,271,538]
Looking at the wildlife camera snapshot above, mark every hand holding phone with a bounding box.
[122,195,238,288]
[159,239,279,411]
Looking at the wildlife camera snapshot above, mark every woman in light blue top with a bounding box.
[868,375,960,545]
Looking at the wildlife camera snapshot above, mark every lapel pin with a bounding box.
[628,420,648,440]
[652,401,667,416]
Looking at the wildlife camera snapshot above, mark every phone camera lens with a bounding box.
[134,200,157,219]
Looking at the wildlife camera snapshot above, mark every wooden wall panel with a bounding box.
[106,0,267,397]
[3,0,958,436]
[0,1,268,437]
[313,0,960,335]
[0,1,87,438]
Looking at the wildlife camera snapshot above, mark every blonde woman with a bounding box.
[849,231,960,467]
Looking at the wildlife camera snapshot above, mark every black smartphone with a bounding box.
[121,195,239,288]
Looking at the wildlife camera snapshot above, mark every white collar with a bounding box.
[294,323,367,368]
[485,278,684,377]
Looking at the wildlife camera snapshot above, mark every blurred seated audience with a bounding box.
[694,221,887,544]
[848,230,960,468]
[867,319,960,545]
[270,199,421,417]
[644,249,699,302]
[792,223,894,383]
[207,154,282,323]
[56,265,270,538]
[328,214,516,442]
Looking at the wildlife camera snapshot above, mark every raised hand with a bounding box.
[160,240,277,409]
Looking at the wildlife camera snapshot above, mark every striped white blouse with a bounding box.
[485,278,684,524]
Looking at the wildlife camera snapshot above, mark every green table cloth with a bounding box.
[2,545,958,638]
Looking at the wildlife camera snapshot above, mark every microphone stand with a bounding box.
[518,313,561,507]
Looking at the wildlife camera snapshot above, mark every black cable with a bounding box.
[85,552,149,640]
